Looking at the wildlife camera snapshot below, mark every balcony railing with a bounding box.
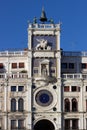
[29,23,60,29]
[0,51,28,57]
[0,73,87,80]
[0,72,28,79]
[62,51,87,57]
[62,73,87,79]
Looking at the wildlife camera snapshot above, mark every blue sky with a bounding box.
[0,0,87,51]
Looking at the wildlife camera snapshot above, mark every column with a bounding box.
[28,30,32,50]
[56,54,61,79]
[16,99,18,111]
[4,86,7,112]
[4,116,7,130]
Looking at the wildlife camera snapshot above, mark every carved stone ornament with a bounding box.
[35,39,51,50]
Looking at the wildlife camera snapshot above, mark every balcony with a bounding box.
[0,72,28,80]
[0,50,27,57]
[63,51,87,57]
[29,23,60,29]
[62,73,87,79]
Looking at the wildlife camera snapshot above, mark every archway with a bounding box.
[34,119,55,130]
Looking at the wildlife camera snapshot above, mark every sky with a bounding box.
[0,0,87,51]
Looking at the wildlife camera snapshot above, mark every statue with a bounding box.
[35,39,51,50]
[41,64,47,76]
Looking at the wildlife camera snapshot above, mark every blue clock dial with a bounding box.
[39,93,50,103]
[35,90,53,107]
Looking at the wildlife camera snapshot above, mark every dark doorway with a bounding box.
[34,119,55,130]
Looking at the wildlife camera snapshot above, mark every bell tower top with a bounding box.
[27,8,61,50]
[40,7,47,22]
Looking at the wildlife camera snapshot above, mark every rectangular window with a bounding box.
[61,63,67,69]
[33,69,38,73]
[11,120,16,129]
[0,119,2,129]
[19,62,24,68]
[86,100,87,111]
[71,86,77,92]
[11,86,16,91]
[69,63,74,69]
[72,119,78,129]
[64,86,69,92]
[78,87,80,92]
[81,63,87,69]
[86,86,87,91]
[65,119,70,129]
[51,69,55,73]
[18,86,24,91]
[12,63,17,69]
[18,119,24,129]
[0,63,4,69]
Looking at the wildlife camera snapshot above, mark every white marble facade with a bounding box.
[0,21,87,130]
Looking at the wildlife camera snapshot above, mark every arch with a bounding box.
[18,98,24,112]
[34,119,55,130]
[64,98,70,112]
[11,98,16,112]
[72,98,78,112]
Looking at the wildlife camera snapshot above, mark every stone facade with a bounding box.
[0,16,87,130]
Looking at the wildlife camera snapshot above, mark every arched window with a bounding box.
[64,98,70,112]
[11,98,16,112]
[72,98,78,112]
[18,98,24,112]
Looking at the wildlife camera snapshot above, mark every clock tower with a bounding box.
[27,8,61,130]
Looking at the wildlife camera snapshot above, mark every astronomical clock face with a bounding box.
[34,88,57,111]
[35,90,53,107]
[32,35,56,50]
